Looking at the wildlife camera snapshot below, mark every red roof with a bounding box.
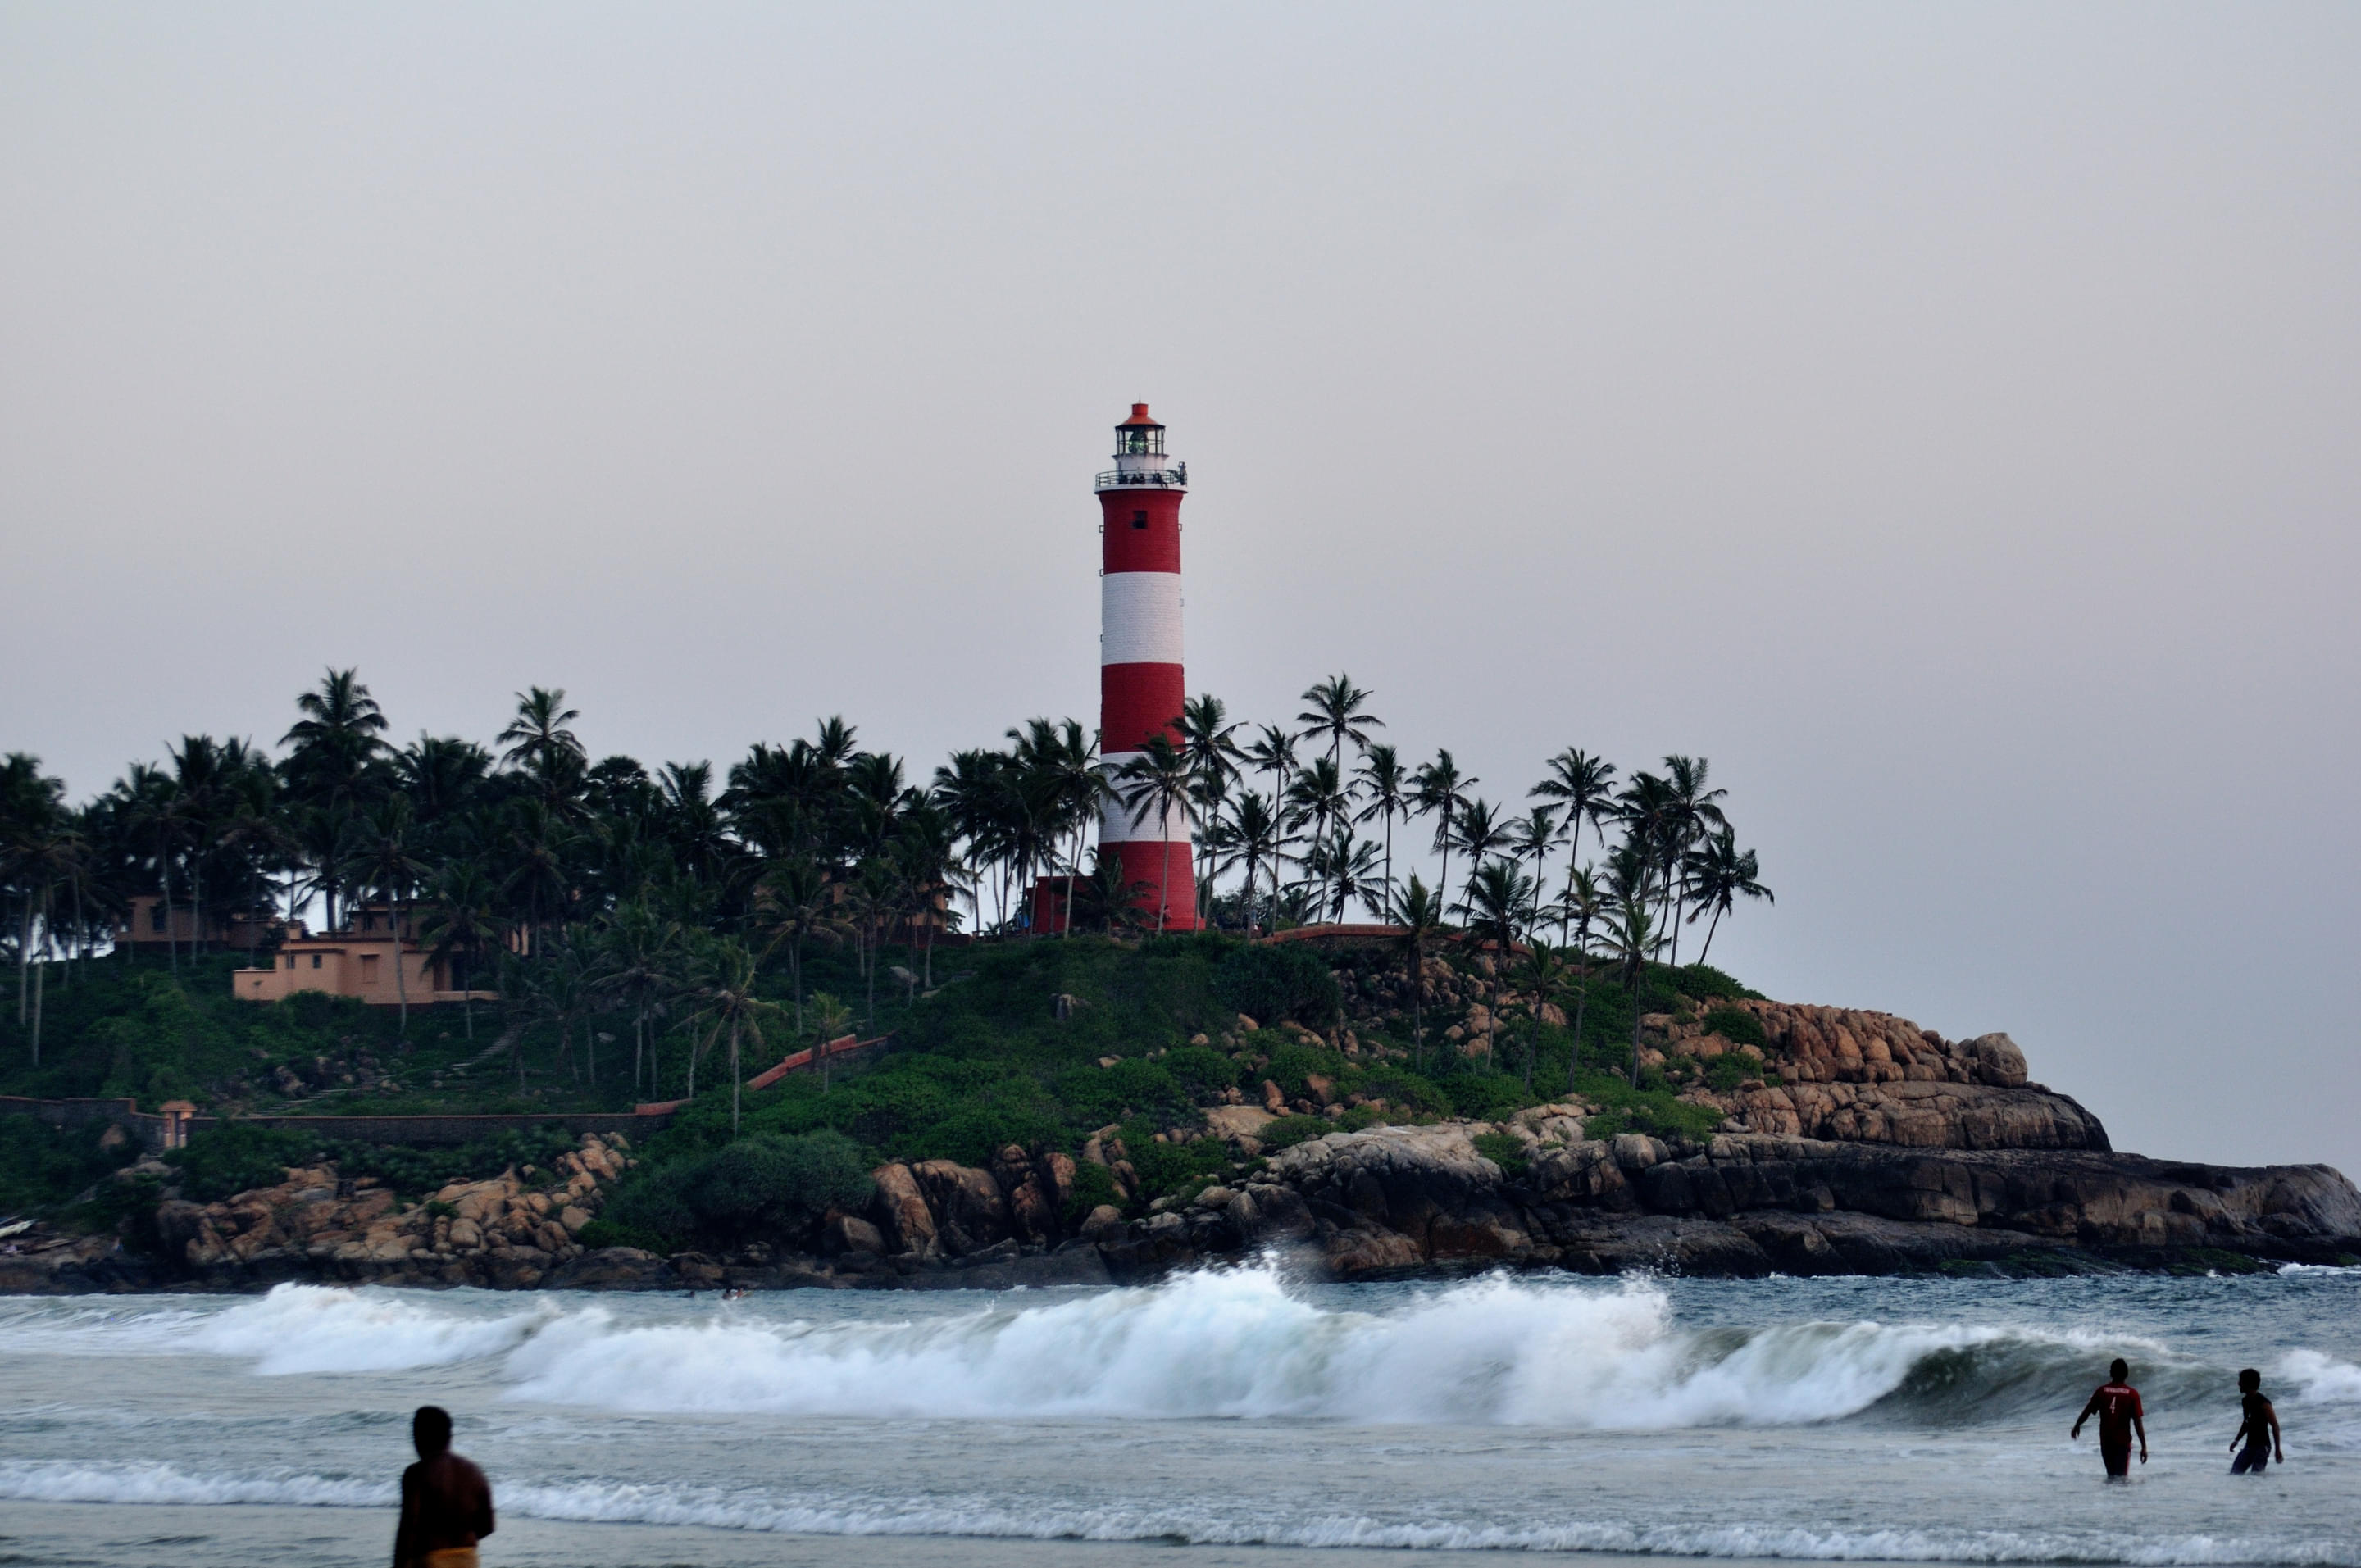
[1117,402,1162,428]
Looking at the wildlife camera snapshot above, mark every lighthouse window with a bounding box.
[1131,510,1149,529]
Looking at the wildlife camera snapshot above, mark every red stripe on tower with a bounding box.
[1097,402,1198,930]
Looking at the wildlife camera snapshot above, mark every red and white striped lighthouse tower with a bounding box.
[1097,403,1198,930]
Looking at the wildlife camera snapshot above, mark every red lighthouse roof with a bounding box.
[1117,402,1162,428]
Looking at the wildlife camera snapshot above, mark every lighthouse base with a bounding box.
[1110,839,1199,932]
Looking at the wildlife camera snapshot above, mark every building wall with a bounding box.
[234,939,489,1007]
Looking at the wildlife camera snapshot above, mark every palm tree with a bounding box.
[1010,718,1103,938]
[754,857,841,1032]
[1509,805,1563,931]
[1303,826,1385,923]
[1447,798,1513,888]
[1530,748,1617,938]
[1659,756,1729,966]
[841,858,899,1025]
[1295,673,1384,777]
[1112,734,1194,934]
[414,862,503,1039]
[1508,939,1572,1093]
[1244,725,1299,830]
[1558,863,1608,1093]
[281,669,389,925]
[498,798,580,957]
[498,687,586,801]
[1599,843,1662,1088]
[1412,750,1478,910]
[1221,791,1285,932]
[1682,825,1772,966]
[1177,693,1244,802]
[339,796,431,1033]
[1454,857,1533,1068]
[1353,743,1410,908]
[5,755,70,1024]
[1381,874,1448,1070]
[1281,756,1352,914]
[520,936,600,1085]
[890,807,968,986]
[687,936,781,1136]
[593,899,685,1095]
[807,990,855,1093]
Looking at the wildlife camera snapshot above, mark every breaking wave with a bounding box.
[50,1266,2300,1430]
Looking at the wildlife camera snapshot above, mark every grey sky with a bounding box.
[4,5,2356,1175]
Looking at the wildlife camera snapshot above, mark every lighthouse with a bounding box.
[1096,403,1199,930]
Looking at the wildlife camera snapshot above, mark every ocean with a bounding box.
[1,1263,2354,1568]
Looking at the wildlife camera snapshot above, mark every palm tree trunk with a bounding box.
[729,1017,741,1136]
[30,926,46,1066]
[1569,977,1589,1095]
[1628,989,1645,1089]
[1696,903,1725,966]
[389,891,410,1035]
[158,843,179,979]
[16,891,31,1025]
[1157,836,1172,934]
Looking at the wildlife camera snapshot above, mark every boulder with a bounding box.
[911,1159,1011,1255]
[868,1163,939,1257]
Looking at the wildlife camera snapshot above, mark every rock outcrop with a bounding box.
[12,988,2355,1293]
[1218,1119,2361,1279]
[153,1133,639,1292]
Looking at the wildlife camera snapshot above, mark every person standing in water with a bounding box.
[2071,1358,2148,1479]
[2229,1369,2283,1474]
[393,1406,495,1568]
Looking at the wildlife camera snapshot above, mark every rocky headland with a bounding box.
[7,991,2355,1294]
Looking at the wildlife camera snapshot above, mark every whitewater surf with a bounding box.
[2,1266,2354,1568]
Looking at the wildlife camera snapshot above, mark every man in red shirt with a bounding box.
[2071,1358,2149,1479]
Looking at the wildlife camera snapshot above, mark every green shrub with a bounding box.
[1440,1072,1530,1122]
[0,1118,140,1214]
[1354,1062,1448,1116]
[174,1123,310,1202]
[602,1129,873,1252]
[576,1216,668,1252]
[1699,1007,1767,1047]
[1705,1055,1758,1092]
[1159,1045,1236,1102]
[1472,1130,1529,1178]
[1063,1157,1121,1222]
[1255,1116,1331,1153]
[1114,1125,1231,1202]
[1262,1041,1346,1099]
[1212,944,1340,1027]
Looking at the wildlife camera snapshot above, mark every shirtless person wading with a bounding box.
[2230,1369,2285,1475]
[2071,1358,2148,1479]
[393,1406,495,1568]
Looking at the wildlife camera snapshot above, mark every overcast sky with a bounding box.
[4,4,2356,1177]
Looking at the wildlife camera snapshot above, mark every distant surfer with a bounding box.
[2228,1368,2283,1474]
[393,1405,495,1568]
[2070,1358,2148,1479]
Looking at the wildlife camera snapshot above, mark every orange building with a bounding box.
[232,907,498,1007]
[117,894,288,952]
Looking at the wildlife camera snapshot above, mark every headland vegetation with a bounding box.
[3,670,2355,1292]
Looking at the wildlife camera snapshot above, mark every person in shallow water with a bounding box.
[2071,1358,2149,1479]
[2229,1368,2285,1474]
[392,1405,495,1568]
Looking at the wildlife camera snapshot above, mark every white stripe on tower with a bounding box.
[1099,573,1183,666]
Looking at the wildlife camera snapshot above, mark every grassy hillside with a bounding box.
[2,932,1759,1227]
